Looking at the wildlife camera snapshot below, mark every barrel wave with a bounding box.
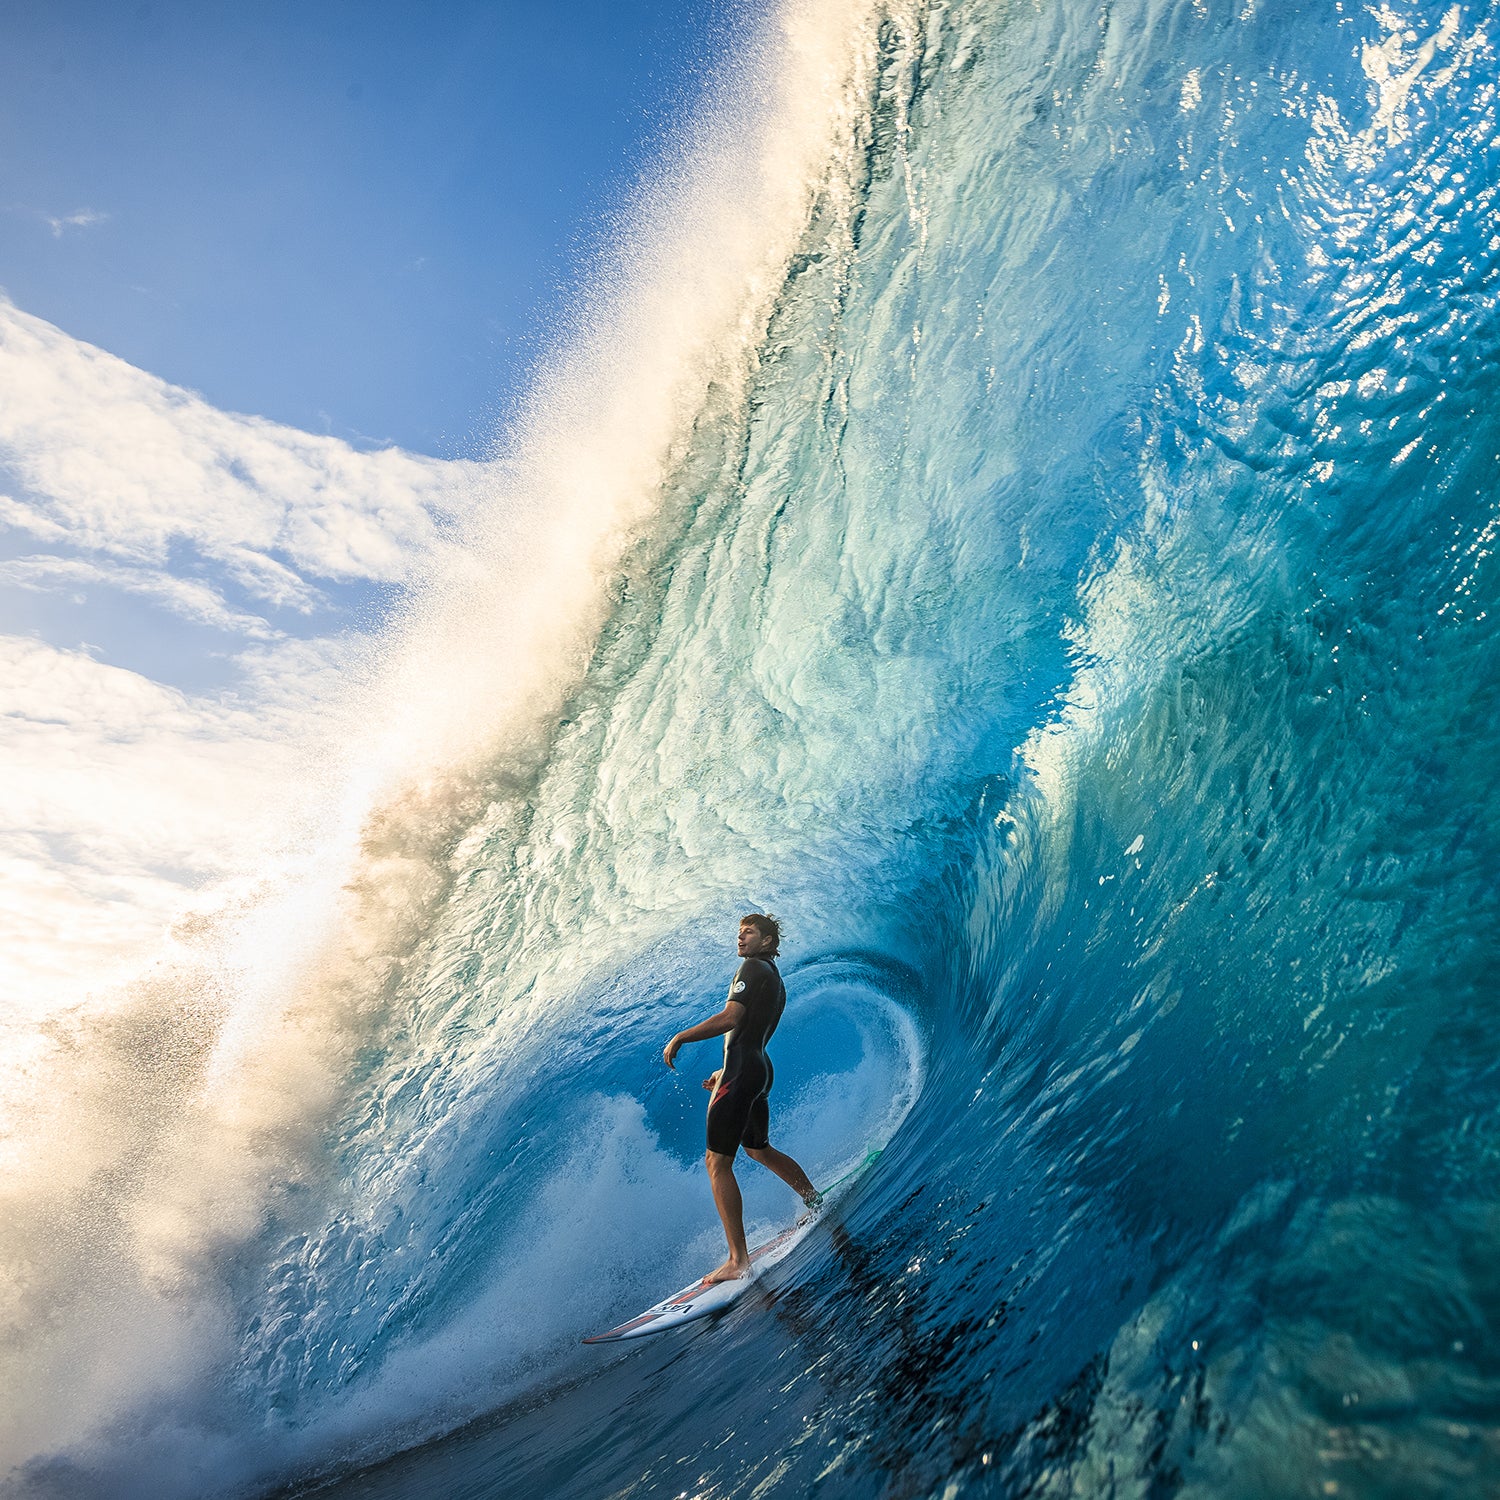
[5,0,1499,1496]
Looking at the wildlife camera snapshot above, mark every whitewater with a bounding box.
[4,0,1499,1495]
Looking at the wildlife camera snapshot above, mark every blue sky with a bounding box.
[1,0,737,456]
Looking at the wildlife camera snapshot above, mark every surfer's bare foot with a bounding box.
[705,1258,750,1284]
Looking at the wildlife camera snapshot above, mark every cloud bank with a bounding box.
[0,299,485,1017]
[0,298,481,613]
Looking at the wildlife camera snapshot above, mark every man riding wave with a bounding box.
[663,913,821,1283]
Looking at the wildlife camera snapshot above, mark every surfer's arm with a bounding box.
[663,1002,745,1070]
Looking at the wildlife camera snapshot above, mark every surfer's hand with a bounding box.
[663,1036,681,1070]
[702,1070,720,1091]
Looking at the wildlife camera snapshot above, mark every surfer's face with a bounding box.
[738,922,774,957]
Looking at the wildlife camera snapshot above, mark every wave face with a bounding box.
[9,0,1500,1496]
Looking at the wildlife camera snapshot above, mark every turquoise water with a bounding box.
[9,0,1500,1496]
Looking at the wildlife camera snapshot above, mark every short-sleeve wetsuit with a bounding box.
[706,955,786,1156]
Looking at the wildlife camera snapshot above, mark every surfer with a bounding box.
[662,913,821,1283]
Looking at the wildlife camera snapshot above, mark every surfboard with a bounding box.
[582,1148,880,1345]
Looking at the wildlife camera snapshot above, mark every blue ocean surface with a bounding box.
[7,0,1500,1496]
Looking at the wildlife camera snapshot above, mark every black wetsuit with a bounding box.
[706,956,786,1156]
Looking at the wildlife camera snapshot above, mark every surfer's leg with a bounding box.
[744,1144,818,1204]
[704,1148,751,1282]
[742,1090,818,1206]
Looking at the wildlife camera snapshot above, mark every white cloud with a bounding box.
[0,299,484,606]
[44,208,109,237]
[0,493,68,544]
[0,553,284,639]
[0,634,356,1017]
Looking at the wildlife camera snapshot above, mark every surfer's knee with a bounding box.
[705,1148,735,1175]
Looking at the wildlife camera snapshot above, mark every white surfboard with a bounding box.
[582,1148,880,1345]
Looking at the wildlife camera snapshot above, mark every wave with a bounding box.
[6,0,1500,1496]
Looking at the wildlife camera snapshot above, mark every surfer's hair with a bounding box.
[740,912,781,953]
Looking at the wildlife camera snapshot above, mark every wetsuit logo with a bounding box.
[732,980,746,994]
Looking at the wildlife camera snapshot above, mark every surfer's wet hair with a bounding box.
[740,912,781,953]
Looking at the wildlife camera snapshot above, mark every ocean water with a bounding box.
[5,0,1500,1496]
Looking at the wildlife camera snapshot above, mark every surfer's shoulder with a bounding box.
[732,956,779,996]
